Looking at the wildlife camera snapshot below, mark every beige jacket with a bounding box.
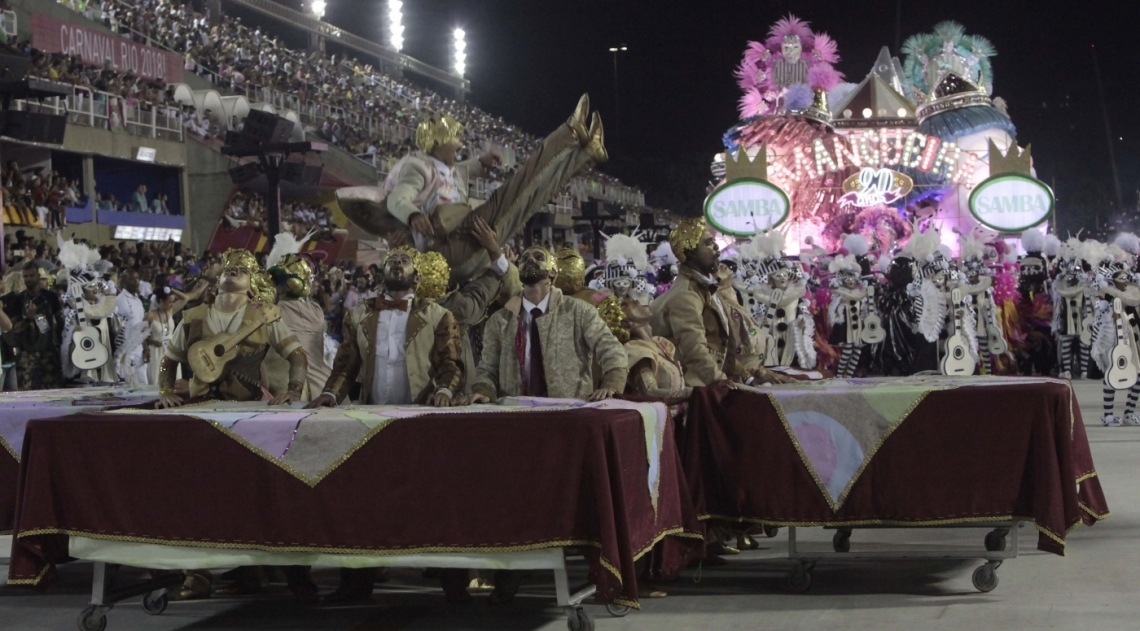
[385,152,485,225]
[473,287,628,399]
[438,268,504,394]
[650,265,764,386]
[324,296,464,404]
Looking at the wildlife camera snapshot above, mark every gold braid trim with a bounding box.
[765,390,933,512]
[6,564,50,586]
[0,436,17,461]
[1078,501,1111,521]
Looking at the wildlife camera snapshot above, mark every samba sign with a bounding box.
[704,178,790,237]
[968,173,1054,232]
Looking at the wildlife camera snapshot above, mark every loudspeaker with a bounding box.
[282,162,323,187]
[229,162,262,184]
[239,110,293,146]
[0,54,30,85]
[2,111,67,144]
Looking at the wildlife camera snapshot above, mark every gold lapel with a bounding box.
[361,301,380,348]
[404,298,429,349]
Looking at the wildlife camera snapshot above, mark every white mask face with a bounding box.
[782,36,802,63]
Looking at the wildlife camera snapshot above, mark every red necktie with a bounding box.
[527,307,547,397]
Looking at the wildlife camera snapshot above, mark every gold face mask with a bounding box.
[554,247,586,294]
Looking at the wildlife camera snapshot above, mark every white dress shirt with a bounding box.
[371,294,413,405]
[520,293,551,382]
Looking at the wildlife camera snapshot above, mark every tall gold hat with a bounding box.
[222,248,276,303]
[415,114,464,153]
[554,247,587,294]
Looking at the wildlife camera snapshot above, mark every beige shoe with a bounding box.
[585,112,608,163]
[567,93,590,145]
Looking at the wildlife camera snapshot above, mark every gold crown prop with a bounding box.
[724,146,768,182]
[987,140,1032,175]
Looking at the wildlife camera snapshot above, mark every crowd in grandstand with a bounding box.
[222,191,337,240]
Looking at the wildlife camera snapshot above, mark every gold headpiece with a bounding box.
[222,249,276,303]
[415,114,464,154]
[554,247,586,294]
[413,251,450,300]
[595,294,630,344]
[278,254,315,299]
[669,217,708,263]
[383,246,420,266]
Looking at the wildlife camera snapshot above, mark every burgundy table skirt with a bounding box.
[9,408,704,607]
[0,447,15,536]
[679,382,1109,555]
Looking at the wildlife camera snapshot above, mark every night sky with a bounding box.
[268,0,1140,232]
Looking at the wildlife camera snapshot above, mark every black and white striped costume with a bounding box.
[1091,280,1140,425]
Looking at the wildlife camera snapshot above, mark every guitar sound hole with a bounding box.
[81,338,94,351]
[1119,357,1129,370]
[953,348,964,360]
[214,344,226,356]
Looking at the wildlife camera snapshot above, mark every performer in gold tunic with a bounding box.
[157,248,308,407]
[266,233,331,400]
[336,95,607,284]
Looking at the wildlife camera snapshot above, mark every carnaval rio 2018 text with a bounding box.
[770,128,980,187]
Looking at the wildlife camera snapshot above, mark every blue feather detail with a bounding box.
[918,105,1017,142]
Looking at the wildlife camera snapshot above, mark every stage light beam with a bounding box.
[388,0,404,51]
[453,28,467,76]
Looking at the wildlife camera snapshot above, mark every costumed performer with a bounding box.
[59,237,121,384]
[956,233,1006,374]
[1088,239,1140,426]
[114,268,151,385]
[336,95,607,284]
[266,231,331,401]
[1014,229,1056,376]
[1052,238,1094,378]
[738,230,816,370]
[650,217,793,387]
[827,249,870,378]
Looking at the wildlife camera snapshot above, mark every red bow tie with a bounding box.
[374,298,409,312]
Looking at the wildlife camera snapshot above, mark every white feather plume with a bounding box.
[56,234,100,272]
[745,230,786,260]
[842,233,870,257]
[1081,239,1110,265]
[1020,229,1046,254]
[604,233,649,271]
[828,254,860,274]
[1060,237,1083,261]
[877,253,892,272]
[1044,234,1062,257]
[1114,232,1140,256]
[266,230,314,269]
[958,233,986,262]
[900,226,941,262]
[651,242,678,265]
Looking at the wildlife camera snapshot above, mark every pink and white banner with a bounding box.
[32,13,184,83]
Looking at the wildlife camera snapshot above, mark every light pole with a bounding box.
[387,0,404,51]
[454,28,467,77]
[311,0,326,19]
[608,45,627,153]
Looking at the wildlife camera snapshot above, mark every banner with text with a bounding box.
[32,13,184,83]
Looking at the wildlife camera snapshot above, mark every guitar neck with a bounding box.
[215,316,266,355]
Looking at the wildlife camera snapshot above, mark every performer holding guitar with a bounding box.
[1090,249,1140,426]
[157,249,308,409]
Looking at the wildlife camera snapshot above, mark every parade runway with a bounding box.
[2,379,1136,631]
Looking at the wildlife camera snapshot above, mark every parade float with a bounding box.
[707,17,1054,256]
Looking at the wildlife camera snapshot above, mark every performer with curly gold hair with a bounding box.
[336,95,607,284]
[157,248,307,409]
[266,233,330,400]
[651,218,793,387]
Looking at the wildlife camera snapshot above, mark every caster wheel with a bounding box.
[832,531,851,553]
[567,606,594,631]
[142,590,168,615]
[77,606,107,631]
[984,531,1007,552]
[787,565,812,593]
[972,564,999,593]
[763,525,779,538]
[605,603,631,617]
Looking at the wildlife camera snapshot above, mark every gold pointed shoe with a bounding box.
[585,112,608,164]
[567,93,590,145]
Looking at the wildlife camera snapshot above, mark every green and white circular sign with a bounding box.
[704,178,790,237]
[968,173,1054,232]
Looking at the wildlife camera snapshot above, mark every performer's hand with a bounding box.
[464,393,491,405]
[427,391,453,407]
[409,212,434,238]
[478,152,502,169]
[710,379,738,390]
[305,393,338,408]
[588,388,617,401]
[25,302,36,317]
[157,393,184,409]
[143,347,151,364]
[755,369,796,385]
[471,216,501,260]
[271,390,302,406]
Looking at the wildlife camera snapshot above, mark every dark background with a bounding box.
[266,0,1140,233]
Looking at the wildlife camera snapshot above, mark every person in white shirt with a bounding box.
[113,269,149,384]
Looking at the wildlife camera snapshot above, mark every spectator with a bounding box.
[131,184,148,213]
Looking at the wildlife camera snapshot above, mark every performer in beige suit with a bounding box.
[336,95,607,284]
[266,233,331,399]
